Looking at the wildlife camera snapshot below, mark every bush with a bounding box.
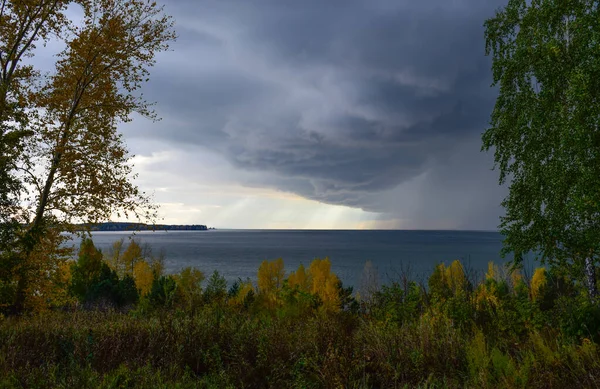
[203,270,227,304]
[148,276,177,308]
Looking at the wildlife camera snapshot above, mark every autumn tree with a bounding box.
[14,225,73,310]
[308,257,340,311]
[105,238,163,296]
[3,0,175,311]
[133,259,153,296]
[530,267,547,302]
[287,263,309,292]
[258,258,285,295]
[121,239,143,275]
[483,0,600,300]
[0,0,69,225]
[0,0,71,313]
[105,238,125,273]
[173,266,204,310]
[229,278,255,308]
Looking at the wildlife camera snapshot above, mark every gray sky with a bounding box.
[117,0,507,229]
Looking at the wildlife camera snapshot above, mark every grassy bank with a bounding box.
[1,303,599,388]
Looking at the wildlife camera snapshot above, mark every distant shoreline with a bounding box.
[76,222,212,231]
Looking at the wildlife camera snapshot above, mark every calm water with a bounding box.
[69,230,534,288]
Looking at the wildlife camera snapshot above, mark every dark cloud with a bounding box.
[125,0,508,229]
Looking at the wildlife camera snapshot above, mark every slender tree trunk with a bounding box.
[12,138,64,312]
[585,257,598,301]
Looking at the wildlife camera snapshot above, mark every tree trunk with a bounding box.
[585,257,598,301]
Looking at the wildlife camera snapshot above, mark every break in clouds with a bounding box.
[120,0,509,229]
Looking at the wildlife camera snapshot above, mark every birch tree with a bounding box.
[1,0,175,312]
[483,0,600,299]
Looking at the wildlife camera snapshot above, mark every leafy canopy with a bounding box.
[483,0,600,270]
[0,0,175,312]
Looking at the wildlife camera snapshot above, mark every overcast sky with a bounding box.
[115,0,508,230]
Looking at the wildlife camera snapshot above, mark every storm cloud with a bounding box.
[121,0,508,229]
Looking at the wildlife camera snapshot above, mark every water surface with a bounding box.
[70,229,533,287]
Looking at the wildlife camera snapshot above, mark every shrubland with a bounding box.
[0,238,599,388]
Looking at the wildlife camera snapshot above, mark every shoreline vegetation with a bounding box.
[1,238,599,388]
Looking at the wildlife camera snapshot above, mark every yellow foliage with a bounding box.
[429,261,467,297]
[48,259,76,308]
[428,263,447,297]
[107,239,164,281]
[475,285,500,310]
[19,228,74,311]
[308,258,340,311]
[258,258,285,295]
[445,260,466,293]
[174,267,205,308]
[230,280,255,307]
[530,331,556,364]
[308,258,331,295]
[510,269,523,287]
[323,276,340,311]
[133,260,154,296]
[287,263,310,292]
[485,262,500,281]
[58,260,73,285]
[123,240,143,276]
[106,239,126,276]
[530,268,547,301]
[0,0,175,314]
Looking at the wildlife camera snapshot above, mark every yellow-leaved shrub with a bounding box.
[133,260,154,296]
[531,268,547,302]
[174,267,205,309]
[287,263,310,292]
[258,258,285,295]
[308,257,340,311]
[446,260,467,294]
[230,280,255,307]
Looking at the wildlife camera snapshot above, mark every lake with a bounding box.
[69,229,535,288]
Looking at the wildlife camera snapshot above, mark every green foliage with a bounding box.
[203,270,227,304]
[371,281,424,325]
[428,263,451,300]
[482,0,600,296]
[83,264,139,309]
[148,276,177,308]
[174,267,205,310]
[70,238,104,301]
[69,239,139,309]
[118,274,140,307]
[337,281,359,313]
[0,225,21,312]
